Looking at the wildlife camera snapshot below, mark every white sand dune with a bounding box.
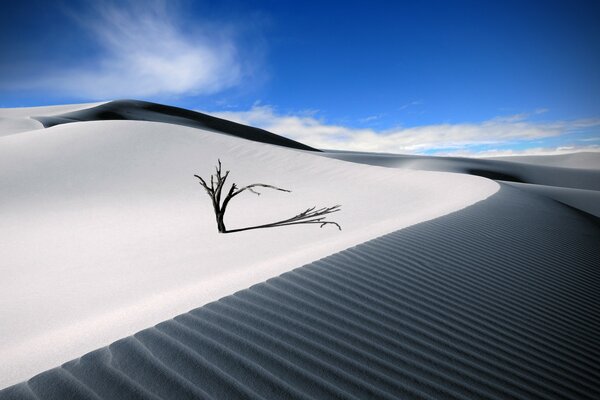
[3,100,599,399]
[0,118,43,138]
[33,99,317,151]
[0,114,497,388]
[0,103,105,118]
[0,102,104,137]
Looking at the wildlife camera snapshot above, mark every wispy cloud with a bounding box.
[209,105,600,154]
[492,107,550,123]
[359,114,383,123]
[399,100,424,110]
[14,0,250,99]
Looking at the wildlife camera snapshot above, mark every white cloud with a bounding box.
[28,0,247,98]
[209,105,600,154]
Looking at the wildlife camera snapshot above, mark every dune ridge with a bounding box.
[2,185,598,400]
[32,99,318,151]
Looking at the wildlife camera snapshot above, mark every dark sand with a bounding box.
[501,181,600,218]
[33,100,318,152]
[2,184,599,400]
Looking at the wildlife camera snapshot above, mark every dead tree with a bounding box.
[194,160,341,233]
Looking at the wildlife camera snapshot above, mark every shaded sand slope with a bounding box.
[3,184,599,400]
[33,99,317,151]
[501,181,600,218]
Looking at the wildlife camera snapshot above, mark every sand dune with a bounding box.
[2,184,598,399]
[500,181,600,217]
[323,151,600,190]
[322,151,600,217]
[0,102,105,119]
[0,102,103,137]
[2,100,598,398]
[489,152,600,170]
[33,99,317,151]
[0,117,496,388]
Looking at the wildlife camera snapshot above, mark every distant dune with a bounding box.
[0,102,104,137]
[1,100,598,398]
[488,152,600,170]
[32,99,318,152]
[323,150,600,217]
[323,150,600,190]
[0,102,105,119]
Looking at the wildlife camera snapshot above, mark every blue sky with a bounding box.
[1,0,599,155]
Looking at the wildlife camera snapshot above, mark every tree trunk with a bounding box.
[216,212,227,233]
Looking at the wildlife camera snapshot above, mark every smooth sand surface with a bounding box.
[2,184,598,399]
[0,119,497,388]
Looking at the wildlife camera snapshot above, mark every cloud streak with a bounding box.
[209,105,600,155]
[19,0,247,99]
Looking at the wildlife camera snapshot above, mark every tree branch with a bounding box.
[225,205,342,233]
[194,175,213,195]
[231,183,291,198]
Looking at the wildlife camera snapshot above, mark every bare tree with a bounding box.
[194,160,341,233]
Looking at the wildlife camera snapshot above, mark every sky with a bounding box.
[1,0,599,156]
